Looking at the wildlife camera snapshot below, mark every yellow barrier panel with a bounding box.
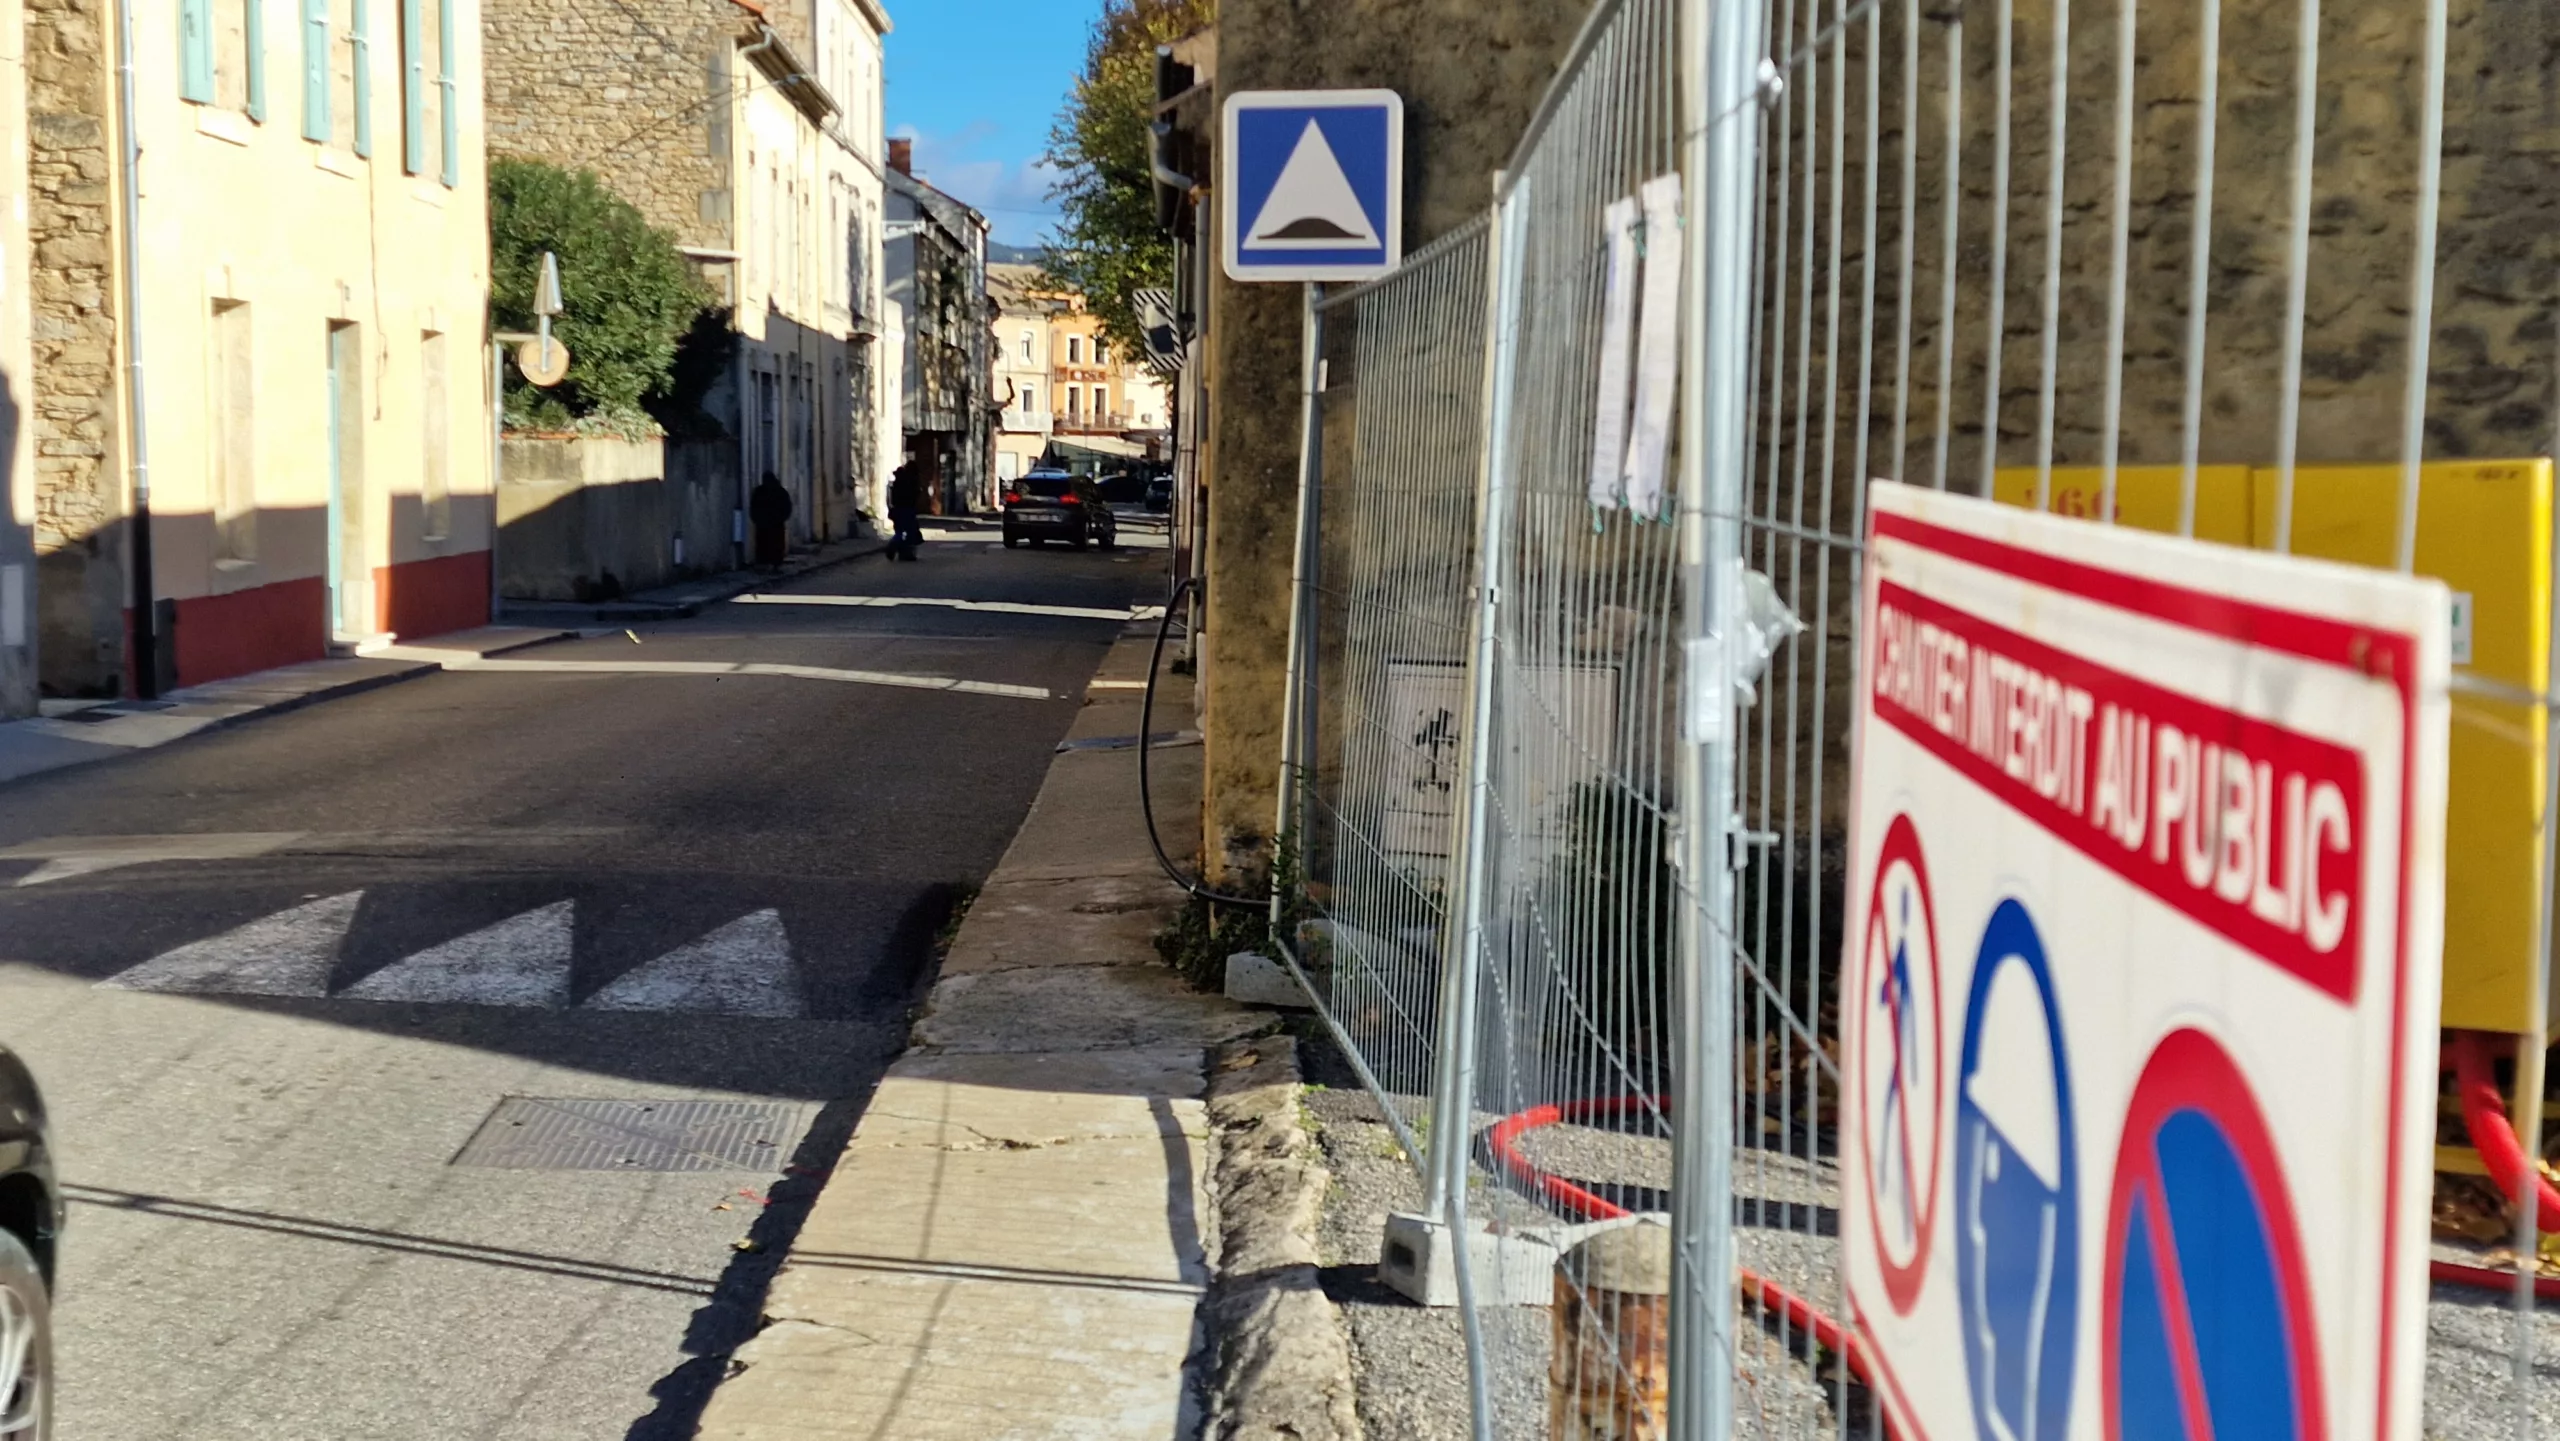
[1988,465,2254,543]
[1988,460,2555,1039]
[2265,462,2554,1038]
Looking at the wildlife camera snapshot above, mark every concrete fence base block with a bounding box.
[1224,951,1314,1009]
[1377,1211,1563,1308]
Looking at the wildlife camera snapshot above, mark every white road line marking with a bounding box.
[439,657,1052,700]
[102,892,364,997]
[341,902,575,1008]
[1087,680,1149,691]
[733,594,1142,622]
[3,832,305,887]
[584,910,802,1019]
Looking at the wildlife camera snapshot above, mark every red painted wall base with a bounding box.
[121,549,492,695]
[375,551,492,642]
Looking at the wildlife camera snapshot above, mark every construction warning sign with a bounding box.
[1841,484,2451,1441]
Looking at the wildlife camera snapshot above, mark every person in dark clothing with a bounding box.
[749,475,793,569]
[887,464,925,562]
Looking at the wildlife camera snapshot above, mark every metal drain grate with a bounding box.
[453,1097,817,1172]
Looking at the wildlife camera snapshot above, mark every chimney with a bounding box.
[888,138,913,176]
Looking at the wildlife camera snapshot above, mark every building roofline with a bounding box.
[741,23,840,126]
[851,0,894,37]
[889,167,990,238]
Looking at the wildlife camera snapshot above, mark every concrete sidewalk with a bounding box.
[501,533,891,625]
[692,628,1356,1440]
[0,625,571,787]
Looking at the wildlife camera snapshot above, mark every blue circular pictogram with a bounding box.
[1954,898,2079,1441]
[2103,1029,2328,1441]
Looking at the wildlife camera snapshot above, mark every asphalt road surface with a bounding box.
[0,522,1166,1440]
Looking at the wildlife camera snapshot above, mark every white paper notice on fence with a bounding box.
[1839,484,2448,1441]
[1378,660,1616,873]
[1586,196,1641,511]
[1620,173,1684,519]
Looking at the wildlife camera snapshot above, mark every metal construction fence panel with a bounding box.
[1286,218,1493,1168]
[1279,0,2554,1436]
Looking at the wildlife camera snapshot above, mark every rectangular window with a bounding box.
[399,0,426,174]
[182,0,216,102]
[1066,386,1081,420]
[350,0,372,156]
[1094,340,1107,367]
[301,0,329,140]
[1019,331,1032,362]
[435,0,455,185]
[1066,336,1081,365]
[210,300,257,562]
[420,332,451,539]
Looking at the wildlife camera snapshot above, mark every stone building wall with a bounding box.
[1766,0,2556,499]
[481,0,740,250]
[24,0,123,696]
[1200,0,1592,879]
[1744,0,2558,835]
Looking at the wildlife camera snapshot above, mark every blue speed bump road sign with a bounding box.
[1222,90,1403,282]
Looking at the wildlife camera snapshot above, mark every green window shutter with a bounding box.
[436,0,456,186]
[351,0,372,157]
[301,0,329,141]
[401,0,425,175]
[245,0,268,121]
[180,0,214,102]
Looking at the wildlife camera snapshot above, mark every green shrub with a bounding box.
[489,158,706,434]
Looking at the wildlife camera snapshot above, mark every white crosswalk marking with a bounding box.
[341,902,574,1008]
[102,892,364,997]
[584,910,802,1018]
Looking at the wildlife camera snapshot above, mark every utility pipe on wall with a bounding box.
[730,29,783,569]
[112,0,157,697]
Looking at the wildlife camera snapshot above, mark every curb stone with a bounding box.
[1204,1034,1364,1441]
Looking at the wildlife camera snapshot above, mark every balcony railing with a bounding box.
[1055,412,1137,433]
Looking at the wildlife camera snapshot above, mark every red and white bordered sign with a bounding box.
[1838,484,2449,1441]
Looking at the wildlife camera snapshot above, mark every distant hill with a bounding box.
[985,240,1052,266]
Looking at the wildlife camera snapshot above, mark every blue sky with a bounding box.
[885,1,1101,248]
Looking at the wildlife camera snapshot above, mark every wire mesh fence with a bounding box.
[1285,219,1493,1167]
[1276,0,2556,1436]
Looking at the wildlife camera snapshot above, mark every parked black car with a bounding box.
[1144,476,1174,513]
[0,1046,56,1437]
[1095,469,1148,505]
[1004,471,1118,551]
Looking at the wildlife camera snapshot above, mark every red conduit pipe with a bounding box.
[2447,1031,2560,1237]
[1483,1097,1897,1427]
[2430,1259,2560,1303]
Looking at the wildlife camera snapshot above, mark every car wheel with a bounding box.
[1098,527,1118,552]
[1070,526,1091,551]
[0,1230,51,1440]
[1004,532,1021,549]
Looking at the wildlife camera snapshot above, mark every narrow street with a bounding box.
[0,528,1165,1440]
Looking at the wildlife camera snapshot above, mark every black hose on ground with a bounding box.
[1139,576,1265,909]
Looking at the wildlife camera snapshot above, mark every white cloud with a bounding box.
[893,125,1064,247]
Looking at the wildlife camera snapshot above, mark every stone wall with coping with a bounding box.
[481,0,741,250]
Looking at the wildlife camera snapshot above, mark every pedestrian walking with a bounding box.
[887,463,925,562]
[750,474,793,570]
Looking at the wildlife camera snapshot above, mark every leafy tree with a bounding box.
[1041,0,1214,354]
[489,158,707,434]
